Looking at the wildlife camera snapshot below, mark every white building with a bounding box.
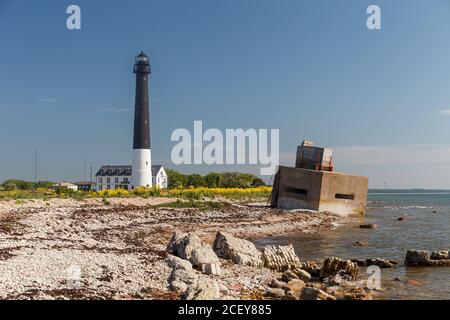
[95,165,168,191]
[51,182,79,191]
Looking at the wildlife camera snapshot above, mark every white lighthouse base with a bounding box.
[131,149,152,188]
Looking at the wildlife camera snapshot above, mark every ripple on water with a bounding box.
[254,193,450,300]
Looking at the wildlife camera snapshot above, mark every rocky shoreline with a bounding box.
[0,197,341,300]
[165,231,379,300]
[2,197,446,300]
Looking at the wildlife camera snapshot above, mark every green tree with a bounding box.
[251,177,266,187]
[186,174,206,188]
[166,169,188,188]
[220,172,261,188]
[237,173,257,188]
[2,179,33,190]
[221,173,242,188]
[3,183,17,191]
[1,179,55,190]
[165,170,266,189]
[205,172,222,188]
[35,181,55,189]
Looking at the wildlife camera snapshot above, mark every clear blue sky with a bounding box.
[1,0,450,188]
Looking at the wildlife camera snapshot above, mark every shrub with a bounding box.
[205,172,222,188]
[251,177,266,187]
[2,179,33,190]
[186,174,207,188]
[166,169,266,189]
[3,183,17,191]
[166,169,188,188]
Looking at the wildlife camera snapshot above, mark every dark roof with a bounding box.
[74,182,96,186]
[95,165,164,177]
[151,165,163,176]
[95,165,131,177]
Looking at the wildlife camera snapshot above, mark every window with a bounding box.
[123,178,129,183]
[107,178,110,183]
[98,185,103,191]
[115,178,119,184]
[335,194,355,200]
[99,178,103,183]
[107,185,111,190]
[283,186,308,200]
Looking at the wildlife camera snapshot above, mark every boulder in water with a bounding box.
[430,251,449,260]
[320,257,359,281]
[360,224,378,230]
[366,258,398,268]
[405,250,450,267]
[405,250,430,266]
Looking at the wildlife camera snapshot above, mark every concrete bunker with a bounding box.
[270,140,368,215]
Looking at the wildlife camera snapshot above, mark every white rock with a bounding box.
[213,231,263,268]
[165,255,193,271]
[190,245,220,267]
[166,231,203,260]
[185,276,220,300]
[201,263,222,276]
[166,255,199,292]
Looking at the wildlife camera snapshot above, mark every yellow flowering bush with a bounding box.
[97,188,131,198]
[166,186,272,200]
[0,186,272,201]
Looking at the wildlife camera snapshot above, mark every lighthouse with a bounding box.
[95,52,168,191]
[131,51,152,188]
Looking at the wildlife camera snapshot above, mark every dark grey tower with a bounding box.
[131,51,152,187]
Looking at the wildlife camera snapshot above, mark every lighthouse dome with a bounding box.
[136,51,149,64]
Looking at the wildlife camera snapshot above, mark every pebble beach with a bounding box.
[0,197,340,300]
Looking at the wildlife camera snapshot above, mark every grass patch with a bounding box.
[0,186,272,203]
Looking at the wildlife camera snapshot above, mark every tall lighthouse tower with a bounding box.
[131,51,152,188]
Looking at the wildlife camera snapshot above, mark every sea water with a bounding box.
[254,193,450,299]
